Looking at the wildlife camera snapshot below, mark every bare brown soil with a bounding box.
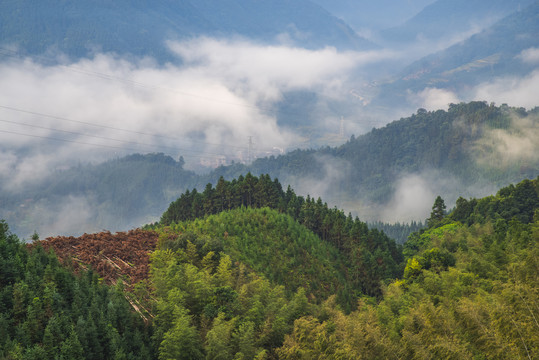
[36,229,159,288]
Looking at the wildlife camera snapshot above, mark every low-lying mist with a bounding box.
[1,38,538,238]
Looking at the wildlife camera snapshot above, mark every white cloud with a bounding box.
[471,69,539,109]
[518,47,539,65]
[473,114,539,169]
[407,87,460,111]
[381,174,435,223]
[167,37,394,102]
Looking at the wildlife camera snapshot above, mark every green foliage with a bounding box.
[369,220,425,244]
[150,224,313,359]
[277,176,539,359]
[450,176,539,225]
[427,195,447,228]
[158,207,352,308]
[160,174,404,299]
[0,221,155,359]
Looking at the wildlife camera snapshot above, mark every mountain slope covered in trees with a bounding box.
[208,102,538,212]
[380,0,535,45]
[0,0,371,61]
[158,174,404,303]
[0,222,155,359]
[1,101,537,239]
[277,176,539,359]
[377,1,539,102]
[1,176,537,358]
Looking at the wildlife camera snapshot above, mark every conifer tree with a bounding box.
[427,196,446,228]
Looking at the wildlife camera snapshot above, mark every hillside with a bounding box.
[377,1,539,101]
[207,102,539,218]
[3,176,536,358]
[380,0,535,45]
[160,174,404,299]
[0,221,155,359]
[0,0,372,61]
[2,102,537,239]
[277,176,539,359]
[0,153,197,238]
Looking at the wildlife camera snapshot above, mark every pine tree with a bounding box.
[427,196,446,228]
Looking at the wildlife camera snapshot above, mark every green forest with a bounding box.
[2,101,537,240]
[1,174,537,359]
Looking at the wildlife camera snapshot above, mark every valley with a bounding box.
[0,1,538,358]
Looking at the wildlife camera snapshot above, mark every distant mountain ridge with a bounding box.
[374,1,539,107]
[207,102,539,216]
[309,0,436,30]
[2,101,536,239]
[380,0,536,45]
[0,0,373,61]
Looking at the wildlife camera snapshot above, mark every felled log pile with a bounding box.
[37,229,159,288]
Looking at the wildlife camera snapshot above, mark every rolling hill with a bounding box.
[1,102,537,238]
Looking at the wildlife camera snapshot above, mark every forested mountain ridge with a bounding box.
[0,0,371,61]
[1,101,536,239]
[158,173,404,301]
[207,101,538,209]
[380,0,535,45]
[377,1,539,101]
[2,176,537,358]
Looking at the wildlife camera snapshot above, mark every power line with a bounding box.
[0,47,354,154]
[0,104,269,152]
[0,46,304,123]
[0,118,226,157]
[0,128,220,160]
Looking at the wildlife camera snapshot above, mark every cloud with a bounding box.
[471,69,539,109]
[407,66,539,113]
[518,47,539,65]
[380,174,436,223]
[285,154,352,204]
[473,113,539,169]
[407,87,460,111]
[0,38,397,193]
[167,37,394,101]
[378,169,500,224]
[33,195,100,239]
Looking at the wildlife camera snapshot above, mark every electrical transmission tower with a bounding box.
[247,136,253,163]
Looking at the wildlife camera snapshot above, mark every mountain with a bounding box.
[206,102,539,219]
[0,153,198,238]
[380,0,536,46]
[2,102,537,238]
[308,0,436,30]
[159,173,403,300]
[374,1,539,105]
[3,175,537,358]
[0,0,373,61]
